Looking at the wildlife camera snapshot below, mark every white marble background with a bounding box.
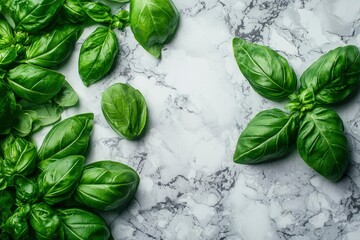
[34,0,360,239]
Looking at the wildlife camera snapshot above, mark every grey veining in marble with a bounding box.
[34,0,360,239]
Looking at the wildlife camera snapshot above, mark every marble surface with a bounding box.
[34,0,360,239]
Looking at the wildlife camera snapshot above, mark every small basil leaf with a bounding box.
[23,103,63,127]
[79,27,118,86]
[53,81,79,108]
[74,161,140,211]
[57,208,110,240]
[14,175,39,204]
[24,25,83,68]
[233,108,297,164]
[111,10,130,30]
[0,47,17,67]
[38,113,94,161]
[0,81,16,133]
[11,110,33,137]
[9,0,65,33]
[300,45,360,105]
[7,64,65,103]
[102,83,148,140]
[232,38,297,101]
[0,14,15,47]
[130,0,179,58]
[82,1,112,23]
[38,155,84,205]
[297,107,349,182]
[30,203,60,240]
[4,204,30,240]
[62,0,88,23]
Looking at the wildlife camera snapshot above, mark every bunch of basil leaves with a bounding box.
[232,38,360,182]
[0,113,140,239]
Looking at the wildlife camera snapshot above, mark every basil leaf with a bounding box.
[20,100,63,127]
[0,15,15,47]
[30,203,60,240]
[7,64,65,103]
[0,81,16,133]
[53,81,79,107]
[130,0,179,58]
[24,25,83,68]
[233,108,297,164]
[102,83,148,140]
[74,161,140,211]
[62,0,88,23]
[232,38,297,101]
[9,0,65,33]
[38,113,94,161]
[297,107,349,182]
[4,205,30,240]
[57,208,110,240]
[11,110,34,137]
[82,1,112,23]
[79,27,118,86]
[38,155,84,205]
[14,175,39,204]
[300,45,360,105]
[0,47,17,67]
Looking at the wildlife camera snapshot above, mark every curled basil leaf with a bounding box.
[297,107,349,182]
[38,113,94,161]
[14,175,39,204]
[233,108,297,164]
[53,81,79,108]
[38,155,84,205]
[24,103,63,127]
[130,0,179,58]
[57,208,110,240]
[30,203,60,240]
[24,25,83,68]
[74,161,140,211]
[62,0,88,23]
[4,204,30,240]
[11,108,34,137]
[233,38,297,101]
[7,64,65,103]
[79,27,118,86]
[102,83,148,140]
[82,1,112,23]
[9,0,65,33]
[300,45,360,105]
[0,81,16,133]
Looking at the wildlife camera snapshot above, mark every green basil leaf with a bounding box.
[130,0,179,58]
[24,25,83,68]
[4,204,30,240]
[0,135,37,177]
[23,110,42,133]
[0,47,17,67]
[38,113,94,161]
[62,0,88,23]
[23,103,63,127]
[0,81,16,133]
[14,175,39,204]
[7,64,65,103]
[299,45,360,105]
[233,108,297,164]
[0,14,15,47]
[38,155,84,205]
[111,10,130,30]
[37,158,59,172]
[79,27,118,86]
[53,81,79,108]
[11,110,33,137]
[74,160,140,211]
[9,0,65,33]
[232,38,297,101]
[57,208,110,240]
[297,107,349,182]
[102,83,148,140]
[30,203,60,240]
[82,1,112,23]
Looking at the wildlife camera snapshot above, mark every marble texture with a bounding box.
[34,0,360,239]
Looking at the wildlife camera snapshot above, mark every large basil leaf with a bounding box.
[38,155,84,205]
[0,135,37,177]
[0,81,16,133]
[0,15,15,47]
[297,107,349,182]
[0,47,17,67]
[24,25,83,68]
[130,0,179,58]
[9,0,65,33]
[299,45,360,105]
[233,108,297,164]
[233,38,297,101]
[79,27,118,86]
[30,203,60,240]
[38,113,94,161]
[102,83,148,140]
[62,0,88,23]
[74,161,140,211]
[82,1,112,23]
[7,64,65,103]
[53,81,79,108]
[14,175,39,204]
[57,208,110,240]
